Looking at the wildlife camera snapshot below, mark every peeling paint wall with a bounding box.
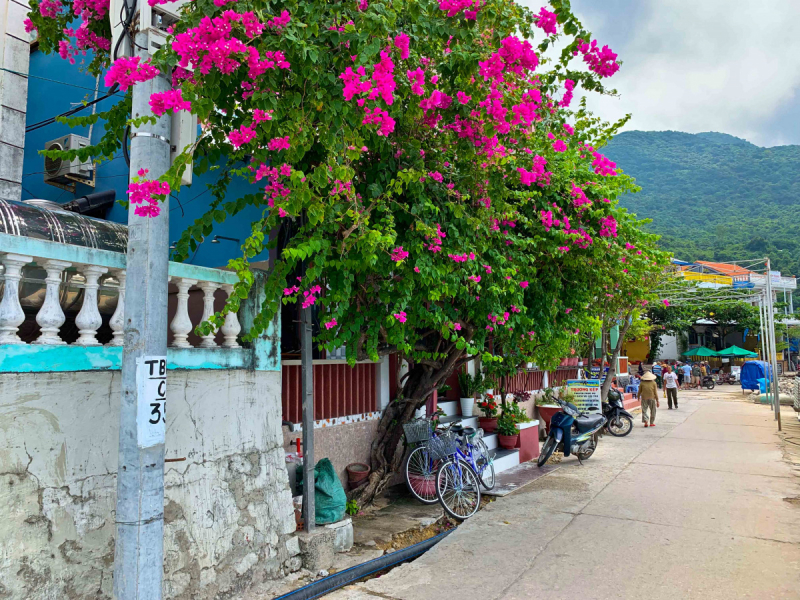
[0,370,299,599]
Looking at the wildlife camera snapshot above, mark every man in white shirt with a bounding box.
[663,366,680,409]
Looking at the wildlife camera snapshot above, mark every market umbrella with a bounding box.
[682,347,719,357]
[716,345,758,358]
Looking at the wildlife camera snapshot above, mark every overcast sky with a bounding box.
[522,1,800,147]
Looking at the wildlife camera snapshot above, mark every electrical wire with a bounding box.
[25,89,120,133]
[0,67,112,92]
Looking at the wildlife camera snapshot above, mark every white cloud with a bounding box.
[524,0,800,147]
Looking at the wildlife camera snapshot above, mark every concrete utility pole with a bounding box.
[765,262,782,430]
[113,26,172,598]
[301,303,315,532]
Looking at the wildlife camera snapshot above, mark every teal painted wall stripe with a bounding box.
[0,344,280,373]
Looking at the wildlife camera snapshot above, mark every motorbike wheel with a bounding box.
[705,379,716,390]
[606,414,633,437]
[577,440,596,461]
[728,380,736,385]
[537,436,557,468]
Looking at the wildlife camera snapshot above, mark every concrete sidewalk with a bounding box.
[327,389,800,600]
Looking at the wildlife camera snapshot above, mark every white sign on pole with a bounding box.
[566,379,602,412]
[136,356,167,448]
[770,270,782,286]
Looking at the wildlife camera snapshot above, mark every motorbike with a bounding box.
[537,397,607,467]
[603,388,634,437]
[701,374,715,390]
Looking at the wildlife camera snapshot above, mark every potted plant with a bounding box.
[535,388,561,434]
[457,371,475,417]
[496,413,519,449]
[477,394,499,432]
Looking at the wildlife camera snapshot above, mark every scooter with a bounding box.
[701,375,715,390]
[603,388,634,437]
[537,397,607,467]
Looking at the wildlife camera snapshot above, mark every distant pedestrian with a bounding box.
[681,363,692,389]
[638,362,644,377]
[652,361,663,389]
[676,362,685,388]
[691,362,701,388]
[639,371,659,427]
[663,366,679,409]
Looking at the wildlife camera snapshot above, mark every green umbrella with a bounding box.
[682,347,719,357]
[716,345,758,358]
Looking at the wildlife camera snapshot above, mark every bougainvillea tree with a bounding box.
[29,0,658,502]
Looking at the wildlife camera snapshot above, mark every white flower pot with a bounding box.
[460,397,475,417]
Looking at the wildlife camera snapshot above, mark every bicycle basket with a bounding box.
[426,432,458,461]
[403,419,433,444]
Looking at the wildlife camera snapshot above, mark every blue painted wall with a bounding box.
[22,48,269,269]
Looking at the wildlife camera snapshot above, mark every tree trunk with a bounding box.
[600,314,633,402]
[350,356,466,507]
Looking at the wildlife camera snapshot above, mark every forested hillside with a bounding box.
[604,131,800,276]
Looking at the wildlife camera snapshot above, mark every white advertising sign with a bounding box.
[566,379,602,412]
[136,356,167,448]
[770,270,782,286]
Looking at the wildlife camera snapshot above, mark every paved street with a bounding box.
[328,389,800,599]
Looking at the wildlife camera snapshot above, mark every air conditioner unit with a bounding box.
[43,134,93,189]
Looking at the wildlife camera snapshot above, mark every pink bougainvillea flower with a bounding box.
[393,311,407,323]
[391,246,409,262]
[552,139,568,152]
[414,266,420,273]
[663,300,670,307]
[104,56,159,91]
[565,308,572,314]
[393,32,410,60]
[534,6,558,35]
[519,281,529,288]
[127,168,170,218]
[324,319,337,330]
[268,136,291,151]
[453,323,462,331]
[149,88,191,116]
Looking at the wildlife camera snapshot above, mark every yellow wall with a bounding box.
[623,339,649,362]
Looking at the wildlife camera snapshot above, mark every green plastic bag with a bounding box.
[296,458,346,524]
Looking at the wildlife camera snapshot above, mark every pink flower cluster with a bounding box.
[128,169,170,218]
[230,125,257,148]
[426,223,446,253]
[438,0,479,20]
[73,0,107,20]
[479,36,538,82]
[598,215,618,238]
[576,39,620,78]
[534,7,558,36]
[571,183,591,208]
[591,151,617,176]
[559,79,575,108]
[253,109,274,123]
[393,311,408,323]
[362,106,395,136]
[407,68,425,95]
[268,136,291,151]
[552,139,567,152]
[391,246,409,262]
[302,285,322,309]
[38,0,63,18]
[448,252,476,263]
[517,155,551,187]
[149,89,191,116]
[393,33,410,60]
[104,56,159,91]
[267,10,291,31]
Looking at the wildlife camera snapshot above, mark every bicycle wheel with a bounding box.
[405,445,440,504]
[473,438,496,490]
[537,435,557,468]
[436,458,481,520]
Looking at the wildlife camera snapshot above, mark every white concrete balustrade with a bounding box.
[0,243,242,349]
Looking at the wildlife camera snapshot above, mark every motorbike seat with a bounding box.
[575,414,604,432]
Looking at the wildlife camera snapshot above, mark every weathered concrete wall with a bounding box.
[0,369,298,599]
[283,419,380,489]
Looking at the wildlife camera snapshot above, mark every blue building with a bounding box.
[21,45,267,268]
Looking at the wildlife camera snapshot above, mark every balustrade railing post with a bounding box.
[0,253,32,344]
[198,281,219,348]
[220,284,241,348]
[108,269,126,347]
[170,278,197,348]
[33,259,72,345]
[74,265,108,346]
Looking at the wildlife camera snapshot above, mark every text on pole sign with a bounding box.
[136,356,167,448]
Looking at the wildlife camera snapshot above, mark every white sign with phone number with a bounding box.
[136,356,167,448]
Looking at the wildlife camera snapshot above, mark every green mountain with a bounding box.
[604,130,800,277]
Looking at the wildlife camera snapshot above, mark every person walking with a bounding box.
[691,362,701,389]
[676,362,685,388]
[663,366,679,409]
[639,371,659,427]
[681,362,692,389]
[652,361,663,389]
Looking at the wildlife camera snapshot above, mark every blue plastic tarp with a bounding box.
[740,361,772,391]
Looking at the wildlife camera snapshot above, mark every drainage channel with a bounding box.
[273,529,454,600]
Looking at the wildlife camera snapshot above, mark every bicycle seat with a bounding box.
[461,426,476,437]
[450,423,464,434]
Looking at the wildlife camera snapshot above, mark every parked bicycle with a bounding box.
[402,418,494,520]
